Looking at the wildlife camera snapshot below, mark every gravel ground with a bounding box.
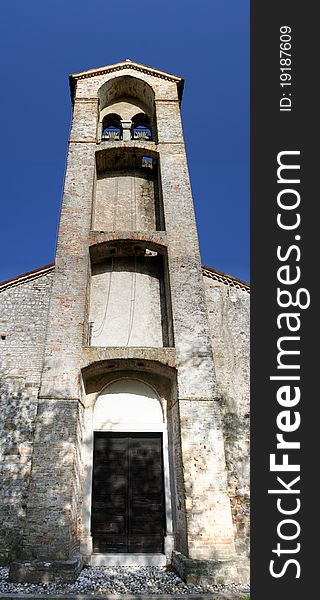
[0,565,250,596]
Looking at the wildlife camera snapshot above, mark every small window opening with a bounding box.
[142,156,154,169]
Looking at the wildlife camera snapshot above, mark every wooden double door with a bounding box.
[91,432,166,553]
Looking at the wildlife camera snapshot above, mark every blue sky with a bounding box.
[0,0,249,283]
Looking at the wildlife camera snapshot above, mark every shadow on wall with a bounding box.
[0,389,85,564]
[0,378,40,564]
[0,357,249,574]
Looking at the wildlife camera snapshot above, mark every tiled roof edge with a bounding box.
[0,263,250,293]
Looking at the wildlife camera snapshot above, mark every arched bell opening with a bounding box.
[98,75,157,143]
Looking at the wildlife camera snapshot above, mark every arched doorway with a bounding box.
[81,378,173,565]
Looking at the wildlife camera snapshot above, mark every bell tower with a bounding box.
[10,60,238,585]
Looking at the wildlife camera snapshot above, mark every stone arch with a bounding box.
[131,112,153,141]
[93,378,164,430]
[101,113,122,141]
[80,373,174,565]
[100,101,148,125]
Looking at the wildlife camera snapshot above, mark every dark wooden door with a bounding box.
[91,432,165,553]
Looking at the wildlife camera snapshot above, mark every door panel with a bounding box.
[91,433,165,553]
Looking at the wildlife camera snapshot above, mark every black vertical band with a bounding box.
[251,2,317,598]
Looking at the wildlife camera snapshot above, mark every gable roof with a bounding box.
[69,59,184,101]
[0,263,249,293]
[202,265,250,293]
[0,264,55,291]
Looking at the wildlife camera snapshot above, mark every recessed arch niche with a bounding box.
[98,75,156,134]
[89,254,169,348]
[93,147,164,232]
[81,377,174,564]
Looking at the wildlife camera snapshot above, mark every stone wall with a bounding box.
[203,272,250,561]
[178,398,236,561]
[0,265,250,569]
[0,269,54,563]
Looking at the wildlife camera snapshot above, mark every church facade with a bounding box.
[0,61,250,585]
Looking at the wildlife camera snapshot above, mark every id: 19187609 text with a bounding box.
[279,26,292,112]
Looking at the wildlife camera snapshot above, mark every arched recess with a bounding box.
[88,242,172,349]
[98,74,156,116]
[101,113,122,141]
[131,112,153,141]
[92,146,163,233]
[93,379,163,429]
[80,377,174,565]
